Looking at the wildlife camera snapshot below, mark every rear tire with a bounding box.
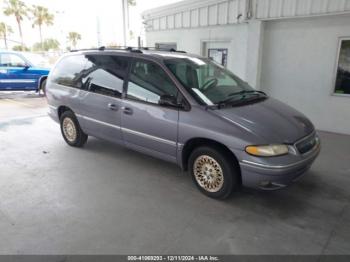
[60,111,88,147]
[189,146,239,199]
[40,79,47,96]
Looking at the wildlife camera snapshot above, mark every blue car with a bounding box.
[0,51,50,94]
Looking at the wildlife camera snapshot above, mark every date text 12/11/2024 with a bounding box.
[127,255,220,261]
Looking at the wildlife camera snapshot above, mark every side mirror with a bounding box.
[159,95,181,108]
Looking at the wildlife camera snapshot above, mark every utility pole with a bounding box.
[122,0,127,47]
[96,16,102,47]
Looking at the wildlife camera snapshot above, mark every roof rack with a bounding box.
[70,46,186,54]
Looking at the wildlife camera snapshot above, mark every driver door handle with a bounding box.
[121,106,133,115]
[108,103,118,111]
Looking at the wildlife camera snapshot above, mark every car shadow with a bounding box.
[0,91,42,99]
[77,137,349,219]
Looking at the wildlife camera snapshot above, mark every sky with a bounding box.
[0,0,181,50]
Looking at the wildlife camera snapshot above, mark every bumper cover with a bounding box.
[239,142,321,190]
[48,105,59,123]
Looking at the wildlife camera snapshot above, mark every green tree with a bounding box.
[31,5,54,50]
[33,38,59,51]
[0,22,13,49]
[127,0,136,6]
[129,30,134,40]
[67,32,81,49]
[13,44,29,51]
[3,0,28,48]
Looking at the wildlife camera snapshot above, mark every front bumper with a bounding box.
[238,139,321,190]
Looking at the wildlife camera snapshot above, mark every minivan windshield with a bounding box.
[164,57,266,107]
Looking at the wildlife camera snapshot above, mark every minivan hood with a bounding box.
[212,97,314,144]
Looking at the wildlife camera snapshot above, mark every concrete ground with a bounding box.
[0,92,349,255]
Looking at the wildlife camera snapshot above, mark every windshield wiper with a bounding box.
[227,90,267,97]
[215,90,267,109]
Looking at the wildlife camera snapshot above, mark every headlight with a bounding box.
[245,144,289,157]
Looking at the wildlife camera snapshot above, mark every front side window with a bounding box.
[165,57,265,106]
[0,54,27,67]
[127,60,178,104]
[51,55,88,88]
[335,39,350,95]
[83,55,129,98]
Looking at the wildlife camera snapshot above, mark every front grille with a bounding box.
[295,133,318,154]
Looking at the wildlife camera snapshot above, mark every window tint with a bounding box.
[0,54,27,67]
[165,58,253,105]
[127,60,178,104]
[335,39,350,95]
[51,55,88,88]
[83,55,128,98]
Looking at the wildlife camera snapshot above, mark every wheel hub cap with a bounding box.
[62,118,77,142]
[193,155,224,193]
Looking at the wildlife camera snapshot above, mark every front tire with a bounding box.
[189,146,239,199]
[60,111,88,147]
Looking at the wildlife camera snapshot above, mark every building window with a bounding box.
[335,39,350,95]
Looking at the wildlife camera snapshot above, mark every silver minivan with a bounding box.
[46,48,320,199]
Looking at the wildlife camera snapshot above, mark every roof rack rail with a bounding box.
[70,46,186,54]
[70,46,141,53]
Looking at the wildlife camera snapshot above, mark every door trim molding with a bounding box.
[0,79,36,83]
[76,113,177,146]
[76,114,121,130]
[122,127,177,146]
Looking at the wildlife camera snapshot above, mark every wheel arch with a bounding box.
[181,137,241,184]
[38,75,48,90]
[57,105,74,119]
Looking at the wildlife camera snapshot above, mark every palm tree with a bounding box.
[0,22,13,49]
[33,38,59,51]
[31,5,54,50]
[67,32,81,49]
[3,0,28,49]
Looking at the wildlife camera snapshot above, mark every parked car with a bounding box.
[0,51,50,94]
[46,48,321,199]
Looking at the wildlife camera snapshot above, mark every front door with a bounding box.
[121,59,179,162]
[77,54,129,143]
[0,53,36,90]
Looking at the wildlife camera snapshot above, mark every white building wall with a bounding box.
[260,15,350,135]
[143,0,248,32]
[255,0,350,20]
[145,24,249,80]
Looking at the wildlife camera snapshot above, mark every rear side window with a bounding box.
[83,55,129,98]
[51,55,88,88]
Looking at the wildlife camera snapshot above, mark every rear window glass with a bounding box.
[51,55,88,88]
[83,55,129,98]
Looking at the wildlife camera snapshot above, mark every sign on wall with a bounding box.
[155,42,177,51]
[208,48,228,67]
